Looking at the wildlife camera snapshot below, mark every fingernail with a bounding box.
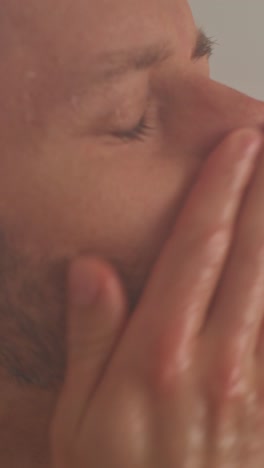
[69,260,100,306]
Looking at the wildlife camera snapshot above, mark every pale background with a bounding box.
[189,0,264,100]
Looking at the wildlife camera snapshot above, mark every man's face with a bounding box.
[0,0,264,389]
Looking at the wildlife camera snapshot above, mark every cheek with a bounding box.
[74,146,198,272]
[0,136,196,283]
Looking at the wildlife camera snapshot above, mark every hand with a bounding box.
[50,128,264,467]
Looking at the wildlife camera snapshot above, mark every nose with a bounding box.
[167,73,264,159]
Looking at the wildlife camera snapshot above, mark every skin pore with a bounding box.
[1,0,264,466]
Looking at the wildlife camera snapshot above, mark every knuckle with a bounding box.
[200,224,231,248]
[148,328,192,396]
[190,223,231,260]
[210,354,246,406]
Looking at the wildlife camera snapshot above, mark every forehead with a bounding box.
[1,0,196,126]
[4,0,195,60]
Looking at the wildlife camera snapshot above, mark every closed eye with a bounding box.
[112,114,154,142]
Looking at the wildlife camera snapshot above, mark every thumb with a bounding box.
[53,256,129,437]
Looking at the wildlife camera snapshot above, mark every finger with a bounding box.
[117,129,262,381]
[51,257,128,447]
[256,319,264,357]
[204,148,264,366]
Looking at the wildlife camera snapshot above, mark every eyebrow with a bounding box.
[86,28,215,84]
[87,42,173,86]
[192,28,215,61]
[67,28,215,97]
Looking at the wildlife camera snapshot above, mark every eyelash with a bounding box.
[112,114,154,142]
